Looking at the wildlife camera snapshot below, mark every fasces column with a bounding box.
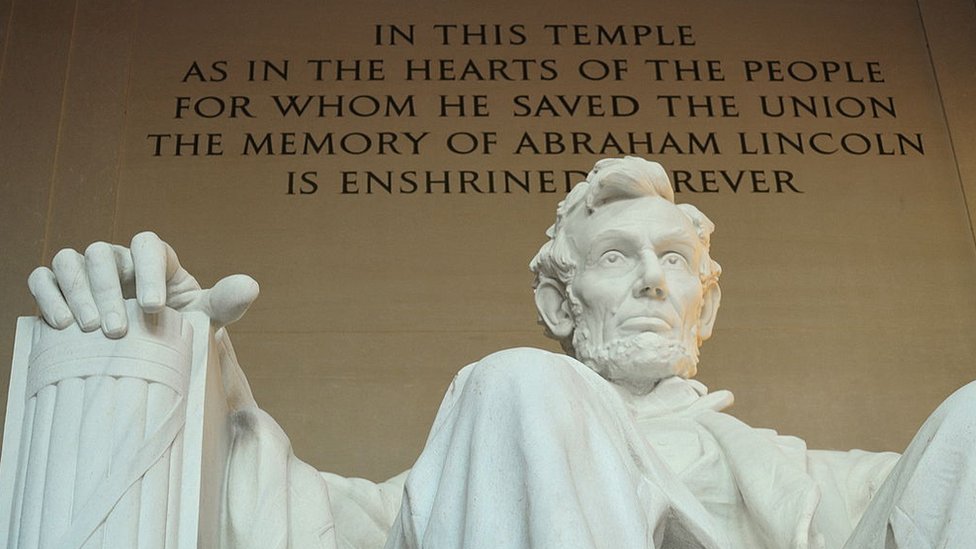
[0,301,228,549]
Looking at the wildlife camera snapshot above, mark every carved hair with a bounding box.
[529,156,722,347]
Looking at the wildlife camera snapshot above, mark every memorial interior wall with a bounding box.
[1,0,975,481]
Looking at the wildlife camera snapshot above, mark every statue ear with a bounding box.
[697,281,721,341]
[535,278,574,339]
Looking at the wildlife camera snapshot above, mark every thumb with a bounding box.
[204,274,260,328]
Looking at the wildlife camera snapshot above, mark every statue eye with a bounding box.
[599,250,626,267]
[662,252,689,269]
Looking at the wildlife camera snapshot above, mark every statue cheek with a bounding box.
[576,280,628,311]
[671,285,704,319]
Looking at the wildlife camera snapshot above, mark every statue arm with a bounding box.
[216,329,406,549]
[26,233,405,549]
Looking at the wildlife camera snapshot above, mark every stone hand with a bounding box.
[674,389,734,418]
[28,231,259,338]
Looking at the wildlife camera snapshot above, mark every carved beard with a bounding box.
[567,291,699,396]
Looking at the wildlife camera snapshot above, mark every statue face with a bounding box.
[566,196,708,393]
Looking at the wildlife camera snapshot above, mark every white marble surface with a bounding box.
[0,301,229,549]
[6,157,976,548]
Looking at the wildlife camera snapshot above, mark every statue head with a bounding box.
[530,157,722,394]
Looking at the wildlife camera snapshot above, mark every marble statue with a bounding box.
[6,157,976,549]
[0,303,231,549]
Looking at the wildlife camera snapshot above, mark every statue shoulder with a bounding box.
[448,347,585,394]
[477,347,574,367]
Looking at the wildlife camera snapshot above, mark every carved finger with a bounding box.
[163,240,182,281]
[28,266,73,329]
[206,274,260,328]
[85,241,127,337]
[113,243,136,298]
[52,248,100,331]
[130,231,168,312]
[157,240,205,310]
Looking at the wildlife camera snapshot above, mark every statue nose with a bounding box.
[638,285,666,299]
[635,253,667,299]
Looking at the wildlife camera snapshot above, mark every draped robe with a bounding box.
[217,337,976,549]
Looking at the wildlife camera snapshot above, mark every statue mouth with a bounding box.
[618,316,672,334]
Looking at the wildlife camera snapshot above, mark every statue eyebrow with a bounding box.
[586,227,695,257]
[652,227,696,244]
[588,229,640,250]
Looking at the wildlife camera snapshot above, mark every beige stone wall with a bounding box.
[1,0,975,481]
